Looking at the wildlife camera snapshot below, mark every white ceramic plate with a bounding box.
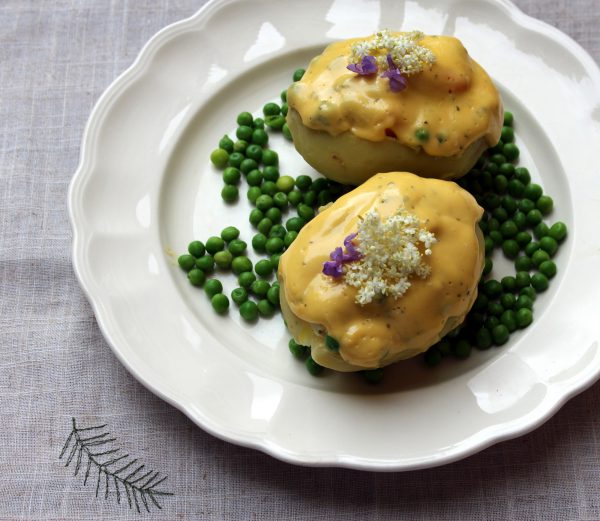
[69,0,600,470]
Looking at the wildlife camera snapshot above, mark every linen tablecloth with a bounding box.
[1,1,599,519]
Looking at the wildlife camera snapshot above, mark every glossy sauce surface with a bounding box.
[279,172,485,368]
[287,35,502,157]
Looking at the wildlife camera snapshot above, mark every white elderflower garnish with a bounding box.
[343,207,437,305]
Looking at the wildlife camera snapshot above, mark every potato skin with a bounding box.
[287,108,487,184]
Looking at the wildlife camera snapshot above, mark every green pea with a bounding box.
[473,293,489,312]
[483,280,502,298]
[513,211,527,230]
[515,231,532,248]
[539,260,557,279]
[488,217,500,231]
[484,316,500,330]
[257,299,275,317]
[195,255,214,272]
[288,190,302,207]
[516,308,533,328]
[490,153,506,166]
[265,115,286,130]
[252,233,267,253]
[262,149,279,166]
[273,192,288,208]
[239,300,259,321]
[303,190,317,206]
[240,158,258,175]
[415,127,429,141]
[204,278,223,298]
[231,287,248,305]
[507,179,525,198]
[253,195,272,213]
[478,220,489,235]
[270,253,281,269]
[257,217,273,235]
[220,226,239,242]
[500,293,516,310]
[249,208,264,226]
[531,249,550,267]
[524,183,543,202]
[519,199,535,214]
[280,90,288,102]
[483,257,493,276]
[437,340,452,356]
[504,143,520,161]
[205,236,224,254]
[289,338,308,358]
[265,207,281,224]
[251,128,269,146]
[424,349,443,366]
[500,310,517,333]
[501,195,518,215]
[306,356,323,376]
[214,250,232,269]
[493,175,508,193]
[325,335,340,351]
[520,286,537,300]
[297,204,315,221]
[515,167,531,185]
[515,271,530,289]
[311,177,328,193]
[500,220,518,238]
[238,271,256,289]
[484,237,494,255]
[526,209,542,226]
[255,259,273,278]
[501,126,514,143]
[253,117,265,129]
[536,195,553,215]
[267,285,280,306]
[236,125,253,141]
[178,254,196,272]
[549,221,567,242]
[251,279,270,297]
[227,152,244,168]
[276,175,295,193]
[515,294,533,310]
[487,301,504,317]
[503,111,514,126]
[263,102,281,116]
[533,222,549,239]
[539,236,558,256]
[282,123,293,140]
[261,181,277,196]
[489,231,502,247]
[210,293,229,314]
[269,225,286,239]
[221,185,238,202]
[219,135,234,153]
[210,148,229,168]
[263,166,280,181]
[228,239,247,256]
[524,241,540,257]
[245,144,263,162]
[265,237,284,254]
[531,273,549,292]
[492,324,509,345]
[293,68,305,81]
[233,140,248,154]
[247,186,262,203]
[247,170,263,187]
[452,340,471,359]
[231,256,252,275]
[235,111,253,126]
[284,231,298,247]
[187,268,206,287]
[475,328,493,350]
[514,256,532,272]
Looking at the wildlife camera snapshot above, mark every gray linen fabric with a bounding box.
[1,1,599,519]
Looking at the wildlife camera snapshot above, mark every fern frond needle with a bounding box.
[124,464,145,482]
[83,458,92,486]
[139,471,159,489]
[147,491,162,510]
[79,432,111,444]
[90,448,120,458]
[65,440,79,467]
[103,454,128,468]
[95,468,102,498]
[132,487,141,513]
[114,476,121,504]
[130,470,153,485]
[124,482,132,509]
[85,438,116,448]
[77,423,108,432]
[105,471,110,500]
[140,489,150,513]
[74,446,83,476]
[150,490,174,497]
[59,432,74,459]
[113,458,137,476]
[147,475,167,490]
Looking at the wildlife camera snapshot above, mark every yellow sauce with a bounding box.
[278,172,484,369]
[287,34,502,158]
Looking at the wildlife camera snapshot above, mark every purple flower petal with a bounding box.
[322,233,362,278]
[330,246,344,262]
[323,260,344,278]
[386,53,396,70]
[381,69,407,92]
[347,55,378,76]
[343,233,361,260]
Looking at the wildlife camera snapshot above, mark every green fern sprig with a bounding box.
[59,418,173,512]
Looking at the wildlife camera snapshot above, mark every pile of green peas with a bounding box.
[183,68,568,382]
[423,110,567,366]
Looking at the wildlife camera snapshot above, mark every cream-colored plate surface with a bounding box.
[68,0,600,470]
